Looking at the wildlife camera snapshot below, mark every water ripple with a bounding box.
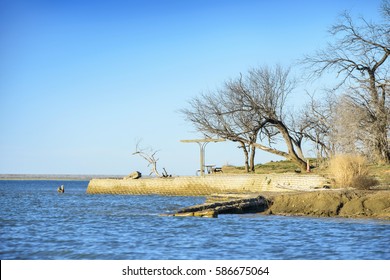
[1,180,389,259]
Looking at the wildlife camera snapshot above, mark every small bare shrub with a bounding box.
[328,155,378,189]
[350,175,379,190]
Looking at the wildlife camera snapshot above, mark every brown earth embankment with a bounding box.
[263,190,390,219]
[172,190,390,219]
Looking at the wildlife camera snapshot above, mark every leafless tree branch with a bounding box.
[132,140,161,177]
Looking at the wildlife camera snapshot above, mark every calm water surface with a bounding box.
[1,180,389,260]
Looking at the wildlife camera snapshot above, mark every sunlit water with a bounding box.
[1,180,389,260]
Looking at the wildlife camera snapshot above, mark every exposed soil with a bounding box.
[262,190,390,219]
[172,190,390,219]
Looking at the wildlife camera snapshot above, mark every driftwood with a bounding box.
[170,195,270,218]
[133,141,161,177]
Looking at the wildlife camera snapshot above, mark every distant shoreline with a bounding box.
[0,174,124,181]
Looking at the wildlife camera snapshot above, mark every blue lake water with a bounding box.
[0,180,389,260]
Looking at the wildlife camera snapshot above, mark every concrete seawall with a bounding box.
[87,173,330,196]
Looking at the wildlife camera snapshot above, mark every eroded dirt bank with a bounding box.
[263,190,390,219]
[171,190,390,219]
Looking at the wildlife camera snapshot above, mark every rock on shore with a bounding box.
[170,190,390,219]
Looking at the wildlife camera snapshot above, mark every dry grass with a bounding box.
[328,154,379,189]
[222,157,388,189]
[368,164,390,184]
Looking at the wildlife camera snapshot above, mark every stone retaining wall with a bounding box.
[87,173,330,196]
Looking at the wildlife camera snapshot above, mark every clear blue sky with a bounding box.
[0,0,383,175]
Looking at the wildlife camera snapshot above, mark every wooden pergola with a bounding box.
[180,138,226,176]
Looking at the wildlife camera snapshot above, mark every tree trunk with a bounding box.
[252,138,307,170]
[369,72,390,163]
[239,142,250,172]
[249,145,256,172]
[373,107,390,163]
[275,121,307,170]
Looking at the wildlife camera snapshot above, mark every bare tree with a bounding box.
[382,0,390,20]
[288,112,309,160]
[232,66,307,169]
[333,94,370,155]
[303,2,390,162]
[133,141,161,177]
[300,91,338,158]
[182,65,308,170]
[182,88,261,172]
[334,88,390,160]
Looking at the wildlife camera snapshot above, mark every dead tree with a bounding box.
[181,87,262,172]
[133,141,161,177]
[300,91,339,159]
[182,65,308,171]
[303,3,390,163]
[230,65,307,170]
